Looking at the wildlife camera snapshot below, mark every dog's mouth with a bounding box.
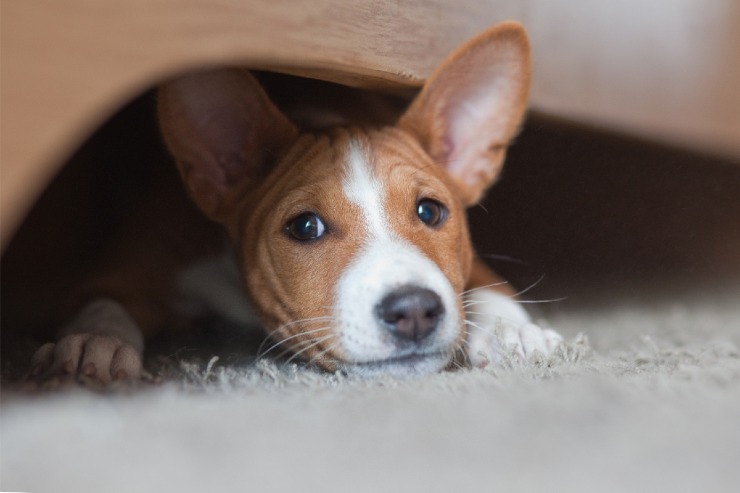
[339,350,452,378]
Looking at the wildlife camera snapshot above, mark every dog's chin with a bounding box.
[338,351,452,379]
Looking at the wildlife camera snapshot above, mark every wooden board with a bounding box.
[3,0,739,249]
[1,0,504,247]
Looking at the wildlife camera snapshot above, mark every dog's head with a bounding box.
[159,22,530,377]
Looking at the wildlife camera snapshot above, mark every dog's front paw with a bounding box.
[467,319,562,367]
[29,333,143,385]
[465,289,562,367]
[27,299,144,386]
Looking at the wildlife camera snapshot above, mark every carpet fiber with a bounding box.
[2,294,739,493]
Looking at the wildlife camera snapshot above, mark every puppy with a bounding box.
[29,21,561,383]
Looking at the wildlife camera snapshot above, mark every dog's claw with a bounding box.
[114,369,129,381]
[82,362,97,377]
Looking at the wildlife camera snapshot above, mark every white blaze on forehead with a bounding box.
[342,141,388,240]
[335,138,461,374]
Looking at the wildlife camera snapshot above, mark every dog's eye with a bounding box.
[286,212,326,241]
[416,199,448,227]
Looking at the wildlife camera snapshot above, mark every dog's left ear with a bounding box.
[398,22,531,205]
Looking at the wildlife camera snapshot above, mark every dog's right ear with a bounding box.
[158,69,298,222]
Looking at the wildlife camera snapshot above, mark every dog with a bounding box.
[28,21,561,383]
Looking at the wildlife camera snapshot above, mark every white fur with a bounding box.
[341,142,387,238]
[465,289,562,366]
[334,141,459,377]
[176,248,260,327]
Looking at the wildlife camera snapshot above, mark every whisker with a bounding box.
[306,343,340,367]
[463,319,500,338]
[460,281,510,298]
[274,332,333,361]
[513,274,546,298]
[478,253,528,265]
[257,316,335,354]
[462,299,491,308]
[258,325,332,358]
[514,297,568,304]
[465,297,567,310]
[447,349,466,370]
[260,316,335,340]
[449,340,470,370]
[464,319,481,327]
[284,334,336,365]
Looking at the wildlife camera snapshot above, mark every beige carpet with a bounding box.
[2,293,739,493]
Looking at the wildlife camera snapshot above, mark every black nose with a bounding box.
[376,286,444,342]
